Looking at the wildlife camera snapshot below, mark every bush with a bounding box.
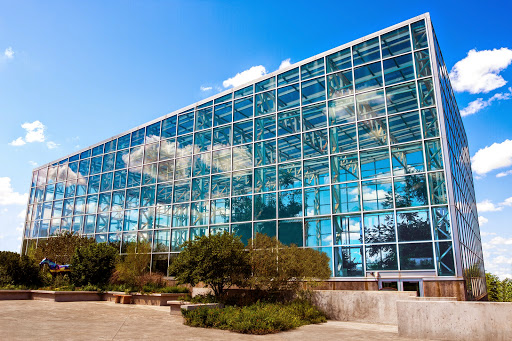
[0,251,41,288]
[70,243,118,287]
[29,232,93,265]
[182,300,326,334]
[169,232,250,297]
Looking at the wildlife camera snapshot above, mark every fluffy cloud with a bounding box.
[501,197,512,207]
[223,65,267,88]
[449,48,512,94]
[460,87,512,117]
[0,177,28,206]
[471,139,512,175]
[4,47,14,59]
[477,199,503,212]
[496,170,512,178]
[46,141,59,149]
[488,236,512,246]
[478,216,488,226]
[8,120,58,149]
[278,58,291,70]
[9,137,26,146]
[200,86,212,91]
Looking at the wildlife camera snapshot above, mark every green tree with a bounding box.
[70,243,118,287]
[486,272,501,301]
[29,232,93,265]
[169,232,250,297]
[111,241,152,290]
[248,234,331,293]
[0,251,41,287]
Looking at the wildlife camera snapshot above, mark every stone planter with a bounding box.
[103,292,187,306]
[31,290,103,302]
[0,290,32,300]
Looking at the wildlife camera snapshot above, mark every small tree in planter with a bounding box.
[169,232,251,297]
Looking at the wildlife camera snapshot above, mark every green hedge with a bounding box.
[182,300,326,334]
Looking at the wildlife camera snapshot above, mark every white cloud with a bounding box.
[449,48,512,94]
[500,197,512,207]
[0,177,28,206]
[471,139,512,175]
[200,86,212,91]
[278,58,291,70]
[496,170,512,178]
[4,47,14,59]
[460,87,512,117]
[488,236,512,246]
[9,137,26,146]
[28,160,38,167]
[480,231,496,237]
[478,216,488,226]
[46,141,59,149]
[23,120,45,143]
[477,199,503,212]
[223,65,267,88]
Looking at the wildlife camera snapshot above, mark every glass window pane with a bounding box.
[234,97,253,121]
[278,109,301,136]
[366,244,398,270]
[303,129,328,158]
[176,134,193,157]
[414,50,432,78]
[331,153,358,183]
[394,174,428,208]
[215,93,232,104]
[436,241,455,276]
[232,223,252,246]
[332,182,360,213]
[171,228,188,251]
[356,89,386,120]
[388,111,422,144]
[364,211,395,243]
[278,189,302,218]
[162,116,177,138]
[212,149,231,173]
[329,124,357,154]
[191,201,209,226]
[386,82,418,114]
[175,157,192,179]
[100,172,113,192]
[381,26,411,58]
[255,90,276,116]
[172,203,190,227]
[117,134,130,150]
[214,102,232,126]
[123,209,138,231]
[210,198,230,224]
[326,48,351,73]
[304,157,330,186]
[358,117,388,149]
[254,221,276,238]
[234,85,253,98]
[328,97,355,126]
[173,180,190,203]
[421,108,440,138]
[159,138,176,160]
[254,139,276,166]
[304,186,331,216]
[278,134,301,162]
[411,20,428,50]
[362,178,393,211]
[428,172,447,205]
[279,162,302,190]
[255,114,276,141]
[194,130,211,153]
[254,193,276,220]
[231,196,252,222]
[278,67,299,86]
[397,209,431,241]
[254,166,276,193]
[418,78,435,107]
[305,217,332,246]
[256,77,275,92]
[277,84,300,110]
[360,148,391,179]
[301,77,326,105]
[140,185,155,207]
[146,122,161,139]
[142,164,157,185]
[125,188,140,209]
[156,183,173,205]
[302,102,327,130]
[392,142,425,175]
[232,170,252,196]
[192,153,210,177]
[233,145,253,171]
[353,37,380,66]
[399,243,434,270]
[158,160,174,182]
[177,111,194,135]
[102,153,115,172]
[278,219,303,246]
[131,128,145,147]
[195,107,212,131]
[139,207,155,230]
[153,230,170,252]
[383,54,415,86]
[211,174,230,198]
[191,176,210,201]
[327,70,353,99]
[432,206,451,240]
[233,120,253,145]
[354,62,382,92]
[335,246,364,277]
[301,58,324,80]
[334,215,362,245]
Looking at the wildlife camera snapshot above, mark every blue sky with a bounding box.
[1,1,511,277]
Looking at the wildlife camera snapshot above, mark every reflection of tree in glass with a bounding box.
[254,195,276,220]
[364,214,395,243]
[397,211,431,241]
[366,244,397,270]
[231,196,252,222]
[338,248,363,276]
[393,174,428,207]
[278,190,302,218]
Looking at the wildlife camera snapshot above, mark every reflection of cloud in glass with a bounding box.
[145,135,161,144]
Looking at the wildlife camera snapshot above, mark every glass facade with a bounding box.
[21,14,485,299]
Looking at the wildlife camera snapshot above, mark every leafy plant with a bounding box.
[70,242,118,287]
[0,251,41,287]
[169,232,251,297]
[29,232,93,265]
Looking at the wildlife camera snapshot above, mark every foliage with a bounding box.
[169,232,251,297]
[0,251,41,287]
[29,232,93,265]
[70,242,118,287]
[182,299,326,334]
[247,234,331,294]
[486,272,512,302]
[110,241,152,290]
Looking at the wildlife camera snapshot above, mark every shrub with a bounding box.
[110,241,156,291]
[169,232,251,297]
[70,243,118,287]
[182,300,326,334]
[29,232,93,265]
[0,251,41,287]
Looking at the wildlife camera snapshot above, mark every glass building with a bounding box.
[21,13,486,300]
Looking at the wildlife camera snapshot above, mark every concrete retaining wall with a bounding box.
[31,290,102,302]
[312,290,416,324]
[0,290,32,300]
[397,300,512,340]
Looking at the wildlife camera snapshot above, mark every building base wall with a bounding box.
[423,279,466,300]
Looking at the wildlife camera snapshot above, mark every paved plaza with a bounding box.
[0,300,433,340]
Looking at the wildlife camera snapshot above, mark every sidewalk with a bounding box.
[0,300,434,340]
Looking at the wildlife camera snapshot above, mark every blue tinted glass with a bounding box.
[234,85,253,98]
[327,70,353,99]
[69,154,80,162]
[92,145,104,156]
[383,54,415,86]
[255,90,276,116]
[214,102,232,126]
[234,97,253,121]
[100,172,113,192]
[195,107,212,130]
[177,111,194,135]
[255,77,275,92]
[255,115,276,141]
[104,140,115,153]
[90,156,103,175]
[214,93,232,104]
[278,189,302,218]
[301,77,325,105]
[278,67,299,86]
[326,48,351,73]
[80,149,91,159]
[277,84,300,110]
[113,170,127,190]
[278,219,303,246]
[301,58,324,80]
[117,134,130,150]
[162,116,177,138]
[354,62,383,92]
[233,120,253,145]
[411,20,428,50]
[79,159,90,176]
[146,122,161,138]
[381,26,411,58]
[386,82,418,114]
[353,37,380,66]
[197,101,212,109]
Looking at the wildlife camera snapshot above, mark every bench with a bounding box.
[113,294,132,304]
